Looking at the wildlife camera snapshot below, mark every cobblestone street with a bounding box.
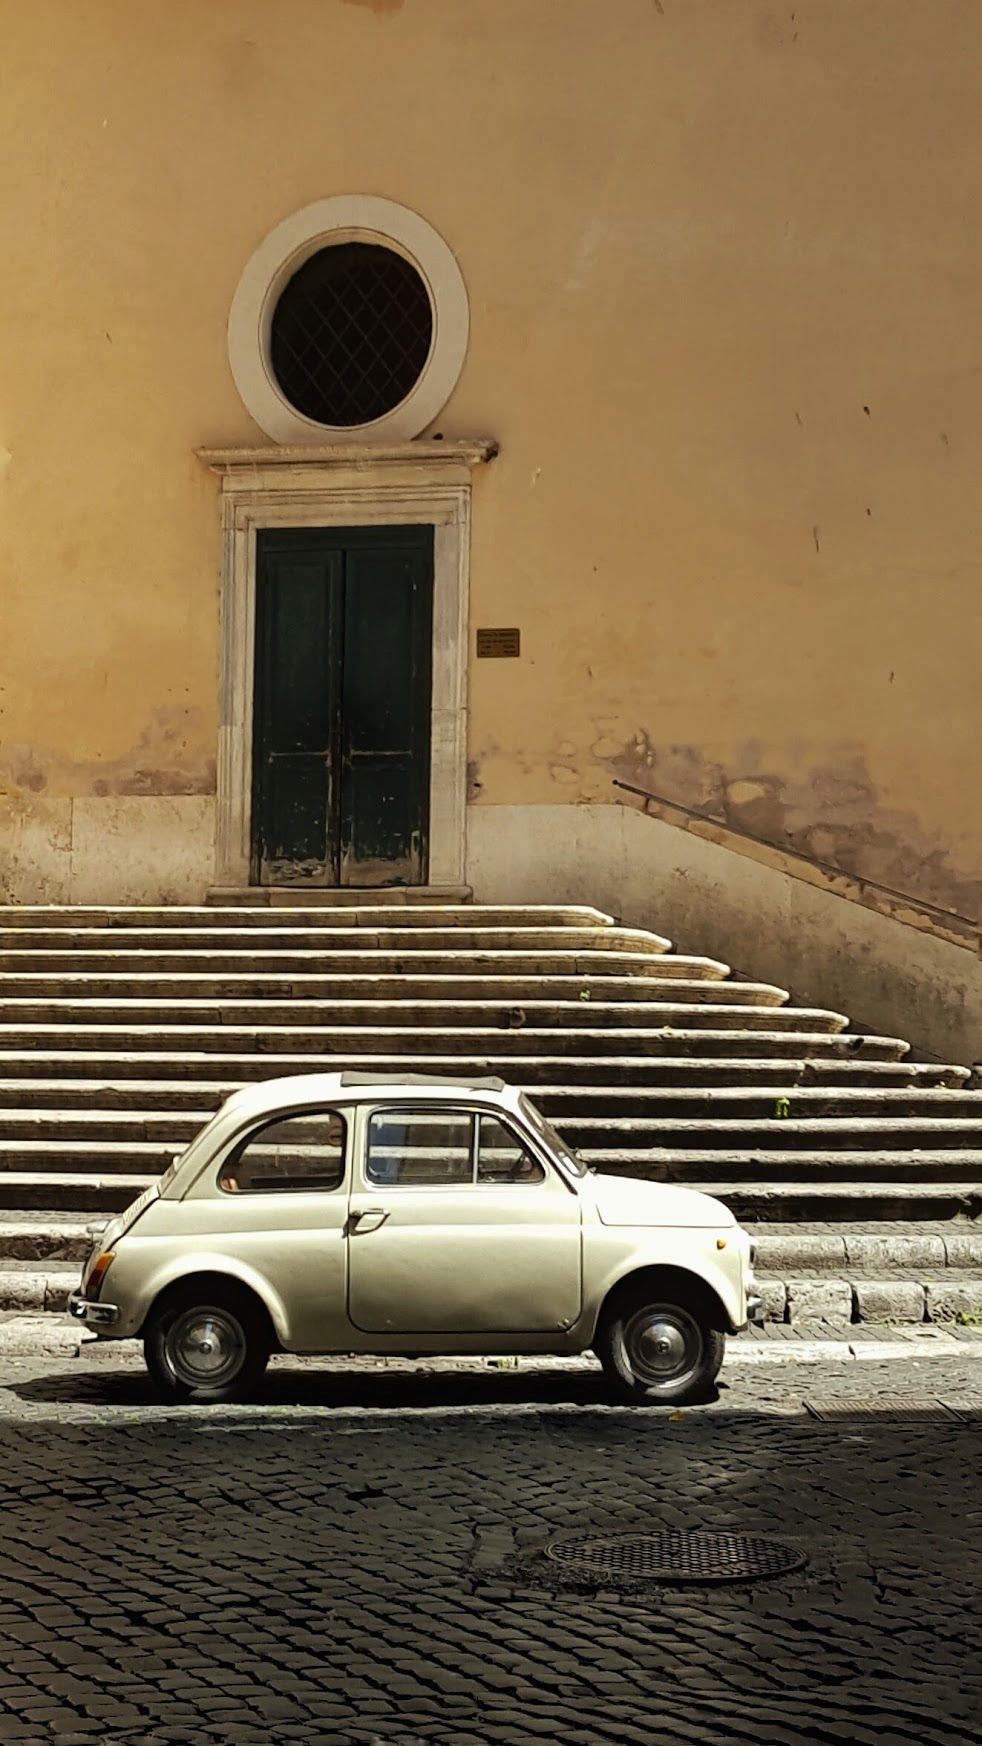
[0,1348,979,1746]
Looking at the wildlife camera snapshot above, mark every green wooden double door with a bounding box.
[252,525,433,887]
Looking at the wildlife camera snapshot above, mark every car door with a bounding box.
[346,1104,582,1335]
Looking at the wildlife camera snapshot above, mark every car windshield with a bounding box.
[518,1094,589,1178]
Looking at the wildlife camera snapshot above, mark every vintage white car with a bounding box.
[69,1073,762,1405]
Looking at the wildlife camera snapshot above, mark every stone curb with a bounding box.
[0,1317,82,1356]
[728,1335,974,1362]
[760,1272,982,1324]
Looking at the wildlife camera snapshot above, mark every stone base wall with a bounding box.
[466,801,982,1067]
[0,797,216,907]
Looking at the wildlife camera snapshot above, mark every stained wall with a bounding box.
[0,0,979,1042]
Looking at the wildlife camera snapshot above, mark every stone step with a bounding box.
[0,973,788,1006]
[617,1154,982,1187]
[0,1073,973,1114]
[0,1141,179,1173]
[0,1174,152,1210]
[206,890,476,909]
[0,928,673,955]
[559,1116,982,1150]
[0,1019,901,1061]
[667,1180,982,1221]
[0,1025,902,1059]
[0,999,850,1033]
[0,1051,952,1087]
[751,1271,982,1325]
[749,1224,982,1273]
[541,1085,982,1116]
[0,951,737,981]
[0,1221,96,1262]
[0,952,734,983]
[581,1144,982,1175]
[0,1260,77,1312]
[0,904,615,930]
[0,901,967,1258]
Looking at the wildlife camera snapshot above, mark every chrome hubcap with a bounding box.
[624,1304,701,1389]
[166,1307,246,1389]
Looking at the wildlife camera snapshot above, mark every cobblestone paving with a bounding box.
[0,1353,979,1746]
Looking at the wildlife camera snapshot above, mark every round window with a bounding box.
[229,197,469,443]
[269,242,434,428]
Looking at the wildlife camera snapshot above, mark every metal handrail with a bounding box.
[612,778,980,937]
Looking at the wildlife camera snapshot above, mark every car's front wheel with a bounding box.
[144,1283,271,1404]
[595,1287,725,1406]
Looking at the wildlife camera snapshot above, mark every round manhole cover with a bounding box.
[543,1529,806,1585]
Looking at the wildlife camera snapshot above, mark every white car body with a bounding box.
[71,1073,761,1402]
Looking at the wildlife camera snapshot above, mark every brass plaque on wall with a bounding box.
[476,627,521,658]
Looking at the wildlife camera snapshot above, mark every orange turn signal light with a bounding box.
[86,1252,115,1300]
[716,1238,727,1250]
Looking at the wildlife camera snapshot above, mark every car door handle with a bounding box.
[348,1207,390,1234]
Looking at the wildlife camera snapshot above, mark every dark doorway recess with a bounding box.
[252,524,433,888]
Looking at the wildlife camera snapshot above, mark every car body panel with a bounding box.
[586,1173,735,1230]
[99,1193,347,1347]
[71,1072,757,1353]
[576,1222,747,1341]
[347,1177,581,1334]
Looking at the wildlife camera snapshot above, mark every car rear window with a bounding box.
[219,1109,347,1194]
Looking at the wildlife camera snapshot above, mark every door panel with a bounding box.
[259,756,331,882]
[342,543,432,886]
[253,543,343,885]
[252,526,433,887]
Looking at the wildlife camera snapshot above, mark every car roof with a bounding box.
[218,1071,510,1121]
[340,1071,506,1092]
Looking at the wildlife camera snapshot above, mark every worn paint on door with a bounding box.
[252,526,433,887]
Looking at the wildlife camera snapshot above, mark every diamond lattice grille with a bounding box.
[270,243,434,427]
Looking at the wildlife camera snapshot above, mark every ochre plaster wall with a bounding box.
[0,0,980,932]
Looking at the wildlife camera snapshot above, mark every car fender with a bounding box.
[582,1237,745,1340]
[130,1251,291,1346]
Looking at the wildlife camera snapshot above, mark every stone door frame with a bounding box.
[198,441,496,893]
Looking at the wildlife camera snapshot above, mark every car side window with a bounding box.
[366,1110,472,1186]
[476,1114,545,1183]
[366,1108,545,1187]
[219,1109,347,1194]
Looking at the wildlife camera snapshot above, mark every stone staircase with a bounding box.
[0,900,979,1328]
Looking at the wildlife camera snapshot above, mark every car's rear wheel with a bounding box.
[144,1283,271,1404]
[595,1289,725,1406]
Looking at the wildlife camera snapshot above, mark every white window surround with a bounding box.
[227,197,470,445]
[197,441,497,893]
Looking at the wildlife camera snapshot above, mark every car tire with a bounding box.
[143,1282,271,1404]
[594,1287,725,1406]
